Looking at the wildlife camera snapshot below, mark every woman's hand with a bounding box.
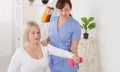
[71,55,80,65]
[41,39,49,46]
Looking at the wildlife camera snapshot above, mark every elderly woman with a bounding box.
[7,21,76,72]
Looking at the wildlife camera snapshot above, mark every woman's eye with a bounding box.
[65,10,68,11]
[32,32,35,34]
[65,9,69,11]
[37,32,40,34]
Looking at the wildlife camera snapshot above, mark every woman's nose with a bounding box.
[62,11,66,15]
[35,33,40,37]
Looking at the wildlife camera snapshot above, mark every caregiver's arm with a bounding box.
[71,40,79,55]
[70,40,80,64]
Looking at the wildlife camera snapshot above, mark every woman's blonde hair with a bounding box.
[23,21,40,42]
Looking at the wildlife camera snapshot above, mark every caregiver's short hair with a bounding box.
[23,21,40,42]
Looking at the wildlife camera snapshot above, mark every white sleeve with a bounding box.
[45,66,50,72]
[7,49,21,72]
[46,44,74,58]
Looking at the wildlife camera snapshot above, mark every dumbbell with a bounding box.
[68,57,83,66]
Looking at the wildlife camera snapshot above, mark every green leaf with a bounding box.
[83,24,87,31]
[81,17,89,25]
[88,17,94,22]
[88,23,96,30]
[80,24,83,29]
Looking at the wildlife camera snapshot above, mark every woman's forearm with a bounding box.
[71,48,78,55]
[47,44,74,58]
[70,40,79,56]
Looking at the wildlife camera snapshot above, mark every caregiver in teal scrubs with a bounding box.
[43,0,81,72]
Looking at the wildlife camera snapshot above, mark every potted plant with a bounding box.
[80,17,96,39]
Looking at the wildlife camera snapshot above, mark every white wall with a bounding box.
[21,0,57,41]
[71,0,97,38]
[0,0,14,57]
[72,0,120,72]
[96,0,120,72]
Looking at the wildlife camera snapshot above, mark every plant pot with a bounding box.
[28,0,35,3]
[28,0,35,6]
[83,33,89,39]
[42,0,49,4]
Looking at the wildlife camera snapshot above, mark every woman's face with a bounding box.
[28,26,40,44]
[58,3,71,19]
